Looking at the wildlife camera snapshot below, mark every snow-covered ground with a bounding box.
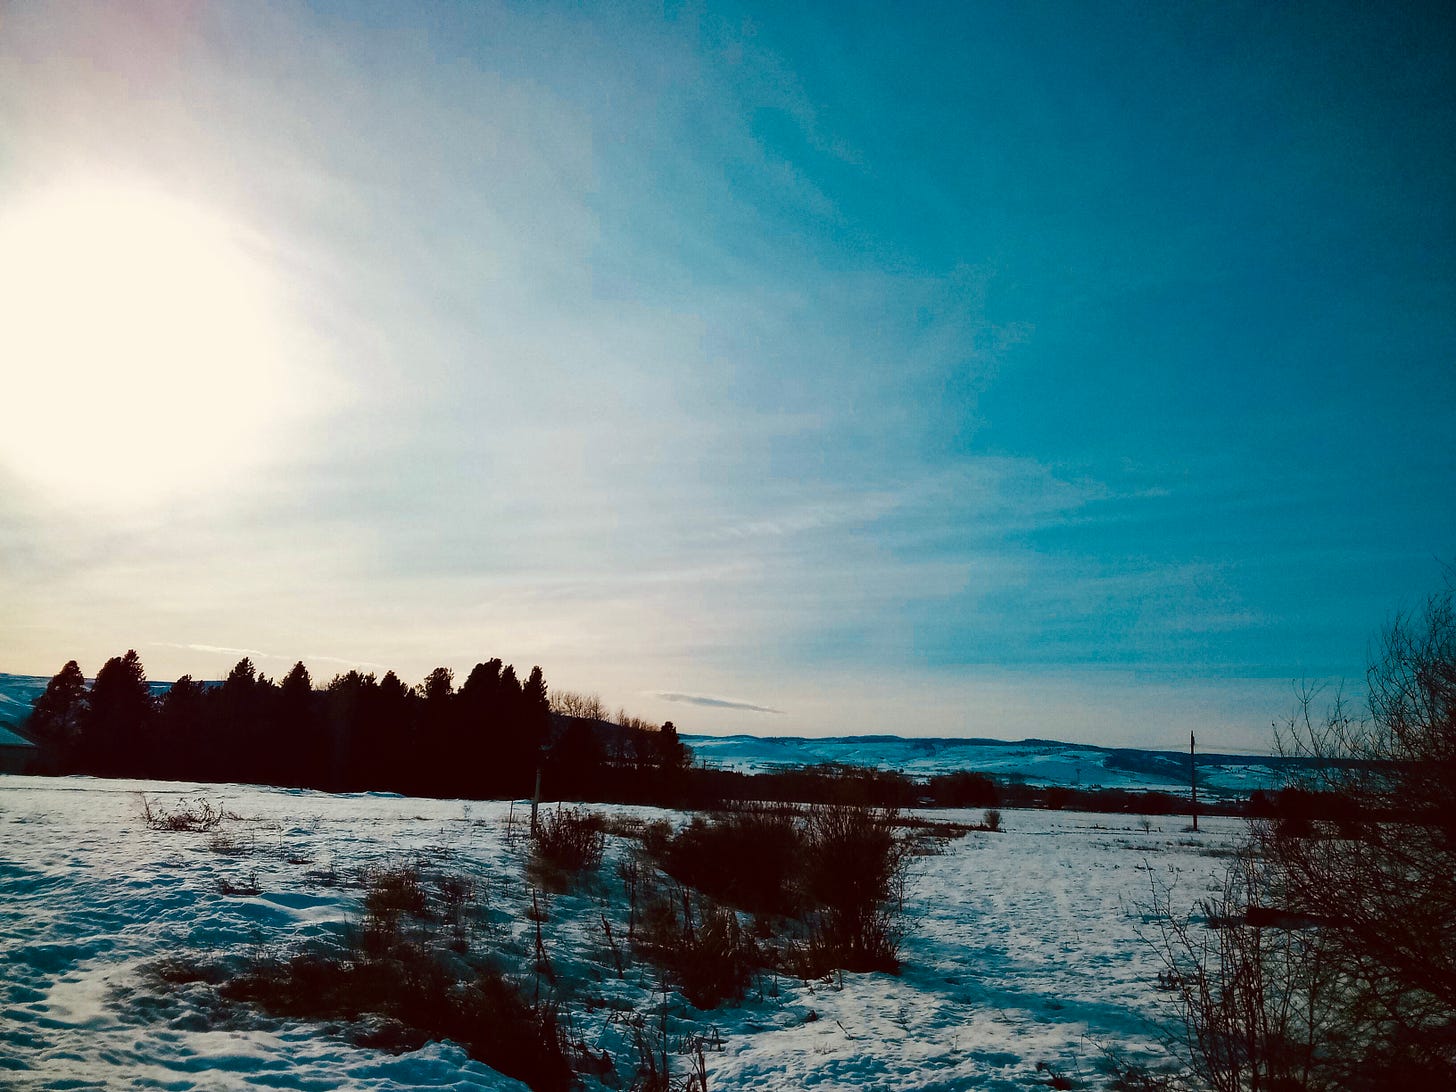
[0,774,1243,1090]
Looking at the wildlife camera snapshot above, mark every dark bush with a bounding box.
[137,794,237,832]
[927,770,1001,808]
[638,886,758,1010]
[644,802,911,978]
[360,865,430,950]
[224,946,571,1091]
[654,804,804,917]
[531,806,606,875]
[1141,791,1178,816]
[1153,586,1456,1090]
[801,803,909,973]
[1043,786,1074,811]
[218,866,571,1092]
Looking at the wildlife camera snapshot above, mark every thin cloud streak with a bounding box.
[153,643,392,675]
[652,692,785,715]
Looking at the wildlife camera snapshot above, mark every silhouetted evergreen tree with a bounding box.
[21,647,713,805]
[522,665,550,755]
[500,665,521,705]
[455,659,502,793]
[276,661,326,788]
[487,664,527,794]
[377,671,416,761]
[156,675,209,780]
[83,650,154,776]
[546,717,605,798]
[329,670,379,790]
[459,659,502,708]
[212,658,277,782]
[415,667,455,793]
[26,660,89,772]
[653,720,689,771]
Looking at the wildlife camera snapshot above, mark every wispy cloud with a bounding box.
[651,692,784,715]
[159,642,273,660]
[153,643,390,674]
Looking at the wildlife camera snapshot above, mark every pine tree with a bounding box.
[213,657,275,781]
[26,660,89,771]
[277,661,325,787]
[523,666,550,751]
[156,675,209,780]
[328,670,378,790]
[455,659,503,794]
[83,650,153,776]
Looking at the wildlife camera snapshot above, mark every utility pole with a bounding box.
[1190,731,1199,833]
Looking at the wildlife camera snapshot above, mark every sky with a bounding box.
[1,1,1452,751]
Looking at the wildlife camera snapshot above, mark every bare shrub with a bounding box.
[1035,1060,1078,1090]
[1093,1043,1179,1091]
[224,945,570,1091]
[138,793,237,832]
[1261,596,1456,1084]
[801,803,909,974]
[983,808,1003,832]
[1148,848,1338,1092]
[531,806,606,875]
[1151,586,1456,1090]
[625,1002,674,1092]
[358,865,431,953]
[638,885,758,1010]
[435,873,480,949]
[207,830,254,855]
[653,804,804,917]
[216,869,261,897]
[645,802,910,978]
[218,865,568,1091]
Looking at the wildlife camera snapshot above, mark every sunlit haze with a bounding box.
[1,2,1452,750]
[0,178,309,506]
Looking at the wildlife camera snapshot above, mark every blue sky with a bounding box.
[1,1,1452,750]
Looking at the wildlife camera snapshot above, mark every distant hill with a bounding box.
[1,672,1294,796]
[680,732,1294,796]
[0,673,174,733]
[0,674,47,732]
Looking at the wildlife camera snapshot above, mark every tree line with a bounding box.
[23,651,689,800]
[21,649,1266,816]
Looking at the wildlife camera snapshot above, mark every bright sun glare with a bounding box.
[0,178,301,508]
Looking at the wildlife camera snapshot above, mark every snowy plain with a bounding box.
[0,774,1243,1090]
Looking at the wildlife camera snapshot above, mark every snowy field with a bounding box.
[0,775,1244,1090]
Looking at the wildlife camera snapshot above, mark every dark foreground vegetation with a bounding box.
[1150,587,1456,1091]
[156,858,577,1092]
[146,798,919,1091]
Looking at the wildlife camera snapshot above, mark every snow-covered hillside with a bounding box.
[682,733,1285,796]
[0,774,1242,1090]
[0,673,47,730]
